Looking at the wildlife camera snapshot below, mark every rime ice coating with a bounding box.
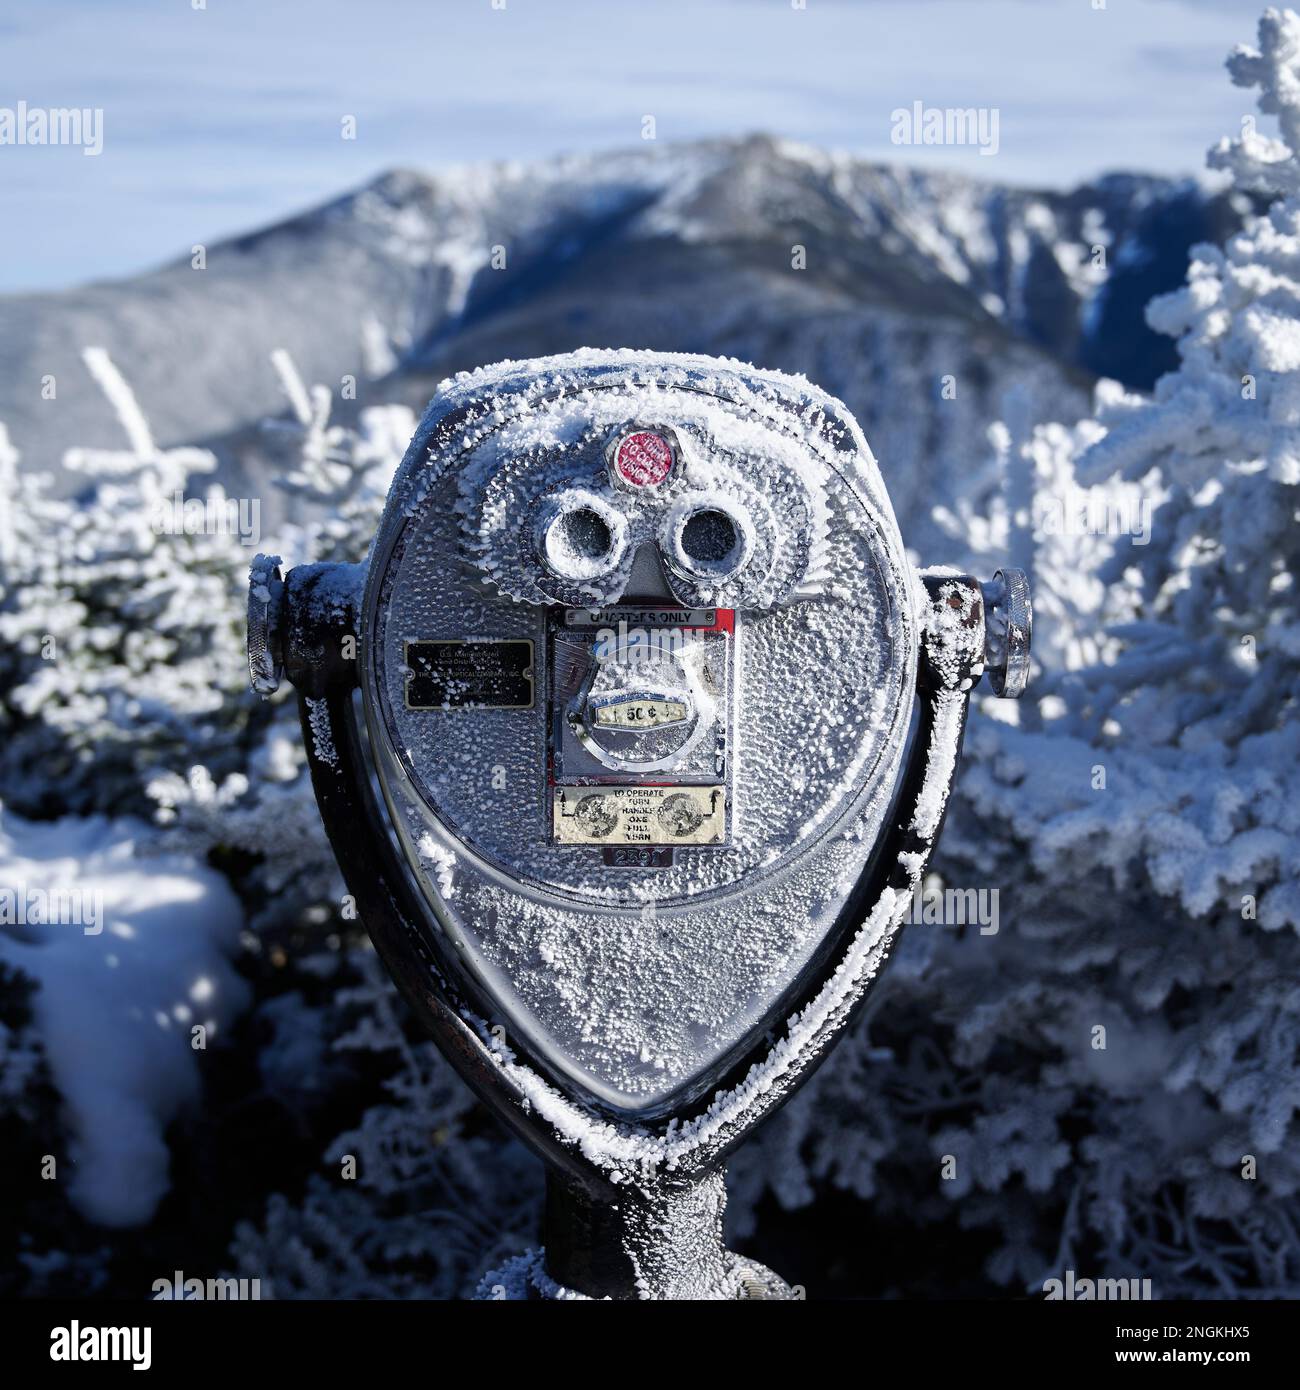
[361,349,917,1114]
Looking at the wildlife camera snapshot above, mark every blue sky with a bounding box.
[0,0,1273,293]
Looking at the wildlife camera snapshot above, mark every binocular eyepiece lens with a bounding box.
[676,506,747,576]
[550,506,614,563]
[537,493,626,580]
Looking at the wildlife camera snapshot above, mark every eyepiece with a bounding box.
[666,499,752,582]
[536,492,626,582]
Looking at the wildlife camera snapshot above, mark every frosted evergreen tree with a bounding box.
[0,350,252,816]
[732,9,1300,1297]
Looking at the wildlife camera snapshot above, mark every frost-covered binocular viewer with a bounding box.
[247,350,1030,1299]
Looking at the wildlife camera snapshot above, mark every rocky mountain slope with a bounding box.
[0,135,1246,546]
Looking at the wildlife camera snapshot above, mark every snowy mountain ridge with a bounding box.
[0,135,1247,484]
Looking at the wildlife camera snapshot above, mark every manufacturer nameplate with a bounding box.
[405,640,534,710]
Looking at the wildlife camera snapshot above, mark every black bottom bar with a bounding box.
[12,1295,1289,1375]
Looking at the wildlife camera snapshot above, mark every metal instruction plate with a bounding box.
[552,784,726,846]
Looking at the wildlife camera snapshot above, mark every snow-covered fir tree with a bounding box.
[734,8,1300,1297]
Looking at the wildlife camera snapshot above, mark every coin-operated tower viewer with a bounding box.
[247,349,1032,1300]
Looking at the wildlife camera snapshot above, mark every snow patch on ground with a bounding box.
[0,805,247,1226]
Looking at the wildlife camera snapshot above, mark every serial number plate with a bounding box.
[405,640,534,710]
[602,846,675,868]
[552,785,726,846]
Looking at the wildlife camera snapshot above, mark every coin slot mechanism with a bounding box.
[547,607,734,848]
